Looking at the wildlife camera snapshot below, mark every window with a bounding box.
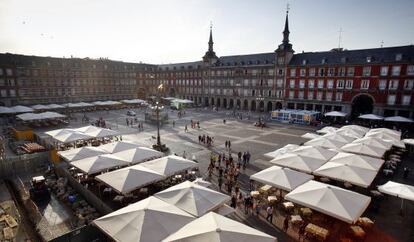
[404,80,414,90]
[395,54,402,61]
[308,79,315,89]
[336,80,344,89]
[317,92,323,100]
[6,69,13,76]
[290,69,296,77]
[278,69,284,76]
[0,89,6,97]
[317,79,324,88]
[278,57,284,65]
[380,66,389,76]
[318,68,325,77]
[298,91,304,99]
[338,67,345,76]
[335,92,343,101]
[289,91,294,99]
[299,79,305,88]
[307,91,314,100]
[361,80,370,89]
[402,95,411,105]
[326,92,333,101]
[387,95,396,105]
[290,80,295,88]
[300,68,306,77]
[362,67,371,76]
[327,80,334,89]
[309,68,316,77]
[0,69,3,75]
[392,66,401,76]
[9,89,16,97]
[379,80,387,90]
[302,60,307,65]
[328,68,335,77]
[347,67,355,76]
[407,65,414,75]
[276,79,283,88]
[345,80,353,89]
[388,80,399,90]
[366,56,372,63]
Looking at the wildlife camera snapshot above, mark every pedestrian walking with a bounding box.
[255,201,261,216]
[172,120,175,127]
[299,223,306,241]
[266,206,273,223]
[403,167,410,179]
[230,195,237,208]
[218,176,223,191]
[283,216,290,232]
[185,125,188,132]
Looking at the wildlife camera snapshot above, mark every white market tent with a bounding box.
[16,112,66,121]
[192,178,212,187]
[45,126,118,143]
[163,212,277,242]
[365,132,405,148]
[313,162,378,188]
[366,128,401,140]
[403,139,414,145]
[112,147,164,164]
[263,144,299,159]
[304,137,346,150]
[316,126,338,134]
[328,152,384,171]
[155,181,230,217]
[339,125,369,133]
[335,129,364,139]
[74,125,118,138]
[292,146,338,161]
[384,116,414,123]
[324,111,347,117]
[321,132,356,143]
[0,106,14,114]
[358,114,384,120]
[58,146,108,162]
[250,166,313,191]
[31,104,49,110]
[285,180,371,224]
[98,141,140,153]
[121,99,147,104]
[378,181,414,201]
[96,165,166,194]
[53,131,93,143]
[352,137,393,150]
[341,143,386,158]
[270,153,329,173]
[11,105,34,113]
[93,196,195,242]
[213,204,235,216]
[70,154,130,174]
[139,155,198,176]
[46,104,65,109]
[301,133,320,140]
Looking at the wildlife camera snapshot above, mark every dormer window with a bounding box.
[366,56,372,63]
[396,53,402,61]
[302,59,307,65]
[322,58,327,64]
[341,57,347,63]
[257,60,261,64]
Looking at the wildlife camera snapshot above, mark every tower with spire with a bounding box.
[276,5,294,52]
[203,23,218,65]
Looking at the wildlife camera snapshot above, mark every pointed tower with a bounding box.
[203,23,218,65]
[276,9,293,52]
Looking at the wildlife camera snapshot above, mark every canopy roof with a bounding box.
[352,137,393,150]
[313,162,378,188]
[71,154,129,174]
[384,116,414,123]
[46,126,118,143]
[192,178,212,187]
[96,165,165,194]
[12,105,34,113]
[292,145,338,161]
[335,129,364,139]
[31,104,50,110]
[304,137,346,150]
[140,155,198,176]
[16,111,66,121]
[324,111,347,117]
[99,141,140,153]
[365,132,405,148]
[285,180,371,224]
[338,125,369,133]
[121,99,147,104]
[378,181,414,201]
[213,204,235,216]
[53,131,92,143]
[172,99,194,104]
[0,106,14,114]
[366,128,401,140]
[112,147,163,164]
[93,196,195,242]
[316,126,338,134]
[270,153,329,173]
[163,212,277,242]
[358,114,384,120]
[329,152,384,171]
[301,133,320,140]
[155,181,230,217]
[46,104,65,109]
[341,142,386,158]
[250,166,313,191]
[321,133,356,143]
[58,146,108,162]
[403,139,414,145]
[263,144,299,159]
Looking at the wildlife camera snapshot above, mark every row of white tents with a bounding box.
[93,181,276,242]
[45,126,118,143]
[0,99,148,114]
[16,111,66,121]
[324,111,414,123]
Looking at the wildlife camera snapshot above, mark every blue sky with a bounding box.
[0,0,413,64]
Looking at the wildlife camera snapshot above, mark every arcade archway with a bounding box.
[351,94,374,119]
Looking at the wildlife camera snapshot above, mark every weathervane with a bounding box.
[286,2,290,13]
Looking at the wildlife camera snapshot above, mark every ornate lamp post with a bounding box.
[152,84,168,152]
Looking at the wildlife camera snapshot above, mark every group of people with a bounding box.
[177,110,185,118]
[126,118,144,131]
[199,134,214,146]
[190,119,200,129]
[237,151,251,169]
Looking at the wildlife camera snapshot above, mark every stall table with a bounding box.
[305,223,329,241]
[350,225,366,239]
[300,207,313,217]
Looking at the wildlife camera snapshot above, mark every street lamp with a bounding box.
[151,84,168,152]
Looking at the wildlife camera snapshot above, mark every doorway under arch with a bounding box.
[211,98,215,106]
[217,98,221,108]
[267,101,273,112]
[275,102,283,110]
[243,100,249,110]
[259,101,265,112]
[251,100,256,112]
[223,98,228,109]
[229,99,234,109]
[351,94,374,119]
[236,99,241,110]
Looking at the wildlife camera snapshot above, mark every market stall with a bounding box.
[271,109,320,125]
